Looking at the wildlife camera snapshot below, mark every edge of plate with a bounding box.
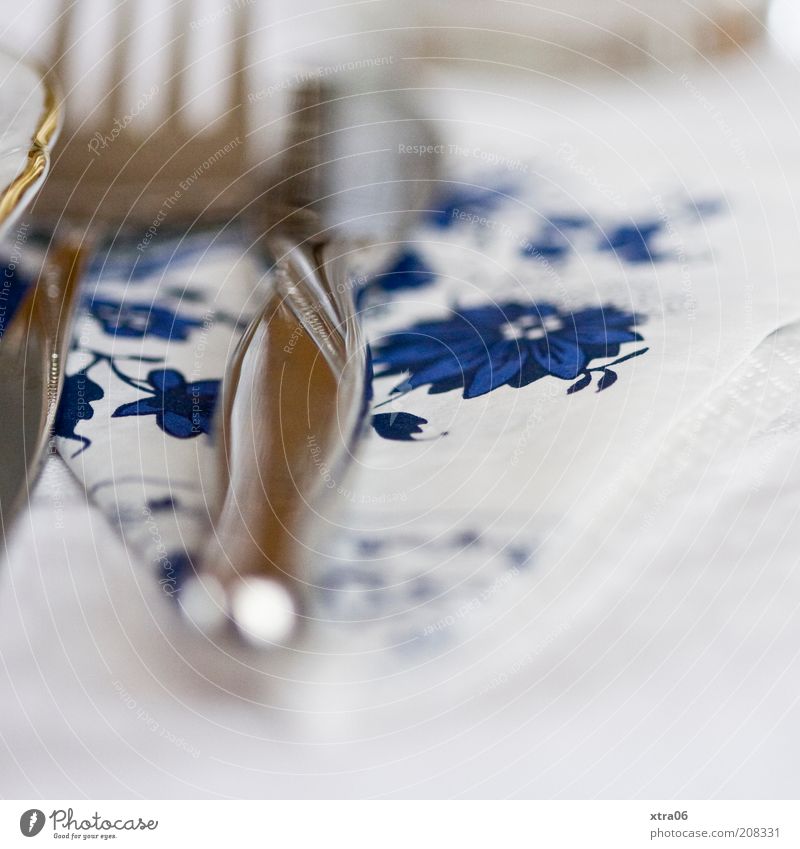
[0,59,61,231]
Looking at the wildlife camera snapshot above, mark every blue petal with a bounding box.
[464,343,525,398]
[399,349,485,392]
[189,379,221,397]
[598,222,663,263]
[548,214,593,229]
[529,335,587,380]
[575,328,641,345]
[572,307,637,328]
[112,397,160,418]
[150,368,185,391]
[409,320,488,342]
[522,238,568,260]
[159,411,196,438]
[376,338,478,371]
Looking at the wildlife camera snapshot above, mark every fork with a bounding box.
[179,76,437,647]
[35,0,252,235]
[37,2,432,650]
[23,0,257,588]
[33,0,356,648]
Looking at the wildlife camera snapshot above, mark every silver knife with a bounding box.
[0,238,84,552]
[0,67,72,554]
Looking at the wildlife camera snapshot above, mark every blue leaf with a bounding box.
[597,368,618,391]
[598,221,663,263]
[566,371,592,394]
[373,249,437,292]
[426,184,511,229]
[54,370,105,455]
[112,397,159,418]
[372,412,428,441]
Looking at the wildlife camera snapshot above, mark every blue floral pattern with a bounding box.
[53,370,105,455]
[427,183,512,229]
[87,298,205,340]
[84,233,241,284]
[112,368,220,438]
[522,215,593,261]
[364,188,723,303]
[372,249,437,292]
[32,162,728,661]
[372,301,646,399]
[597,221,665,263]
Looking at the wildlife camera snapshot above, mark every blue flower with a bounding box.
[87,298,204,340]
[112,368,219,438]
[372,301,645,399]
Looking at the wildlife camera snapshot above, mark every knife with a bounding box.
[0,69,77,555]
[0,238,84,552]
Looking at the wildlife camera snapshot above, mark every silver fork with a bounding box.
[37,0,252,231]
[2,0,255,565]
[181,76,437,647]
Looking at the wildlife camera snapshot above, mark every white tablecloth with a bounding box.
[3,41,800,798]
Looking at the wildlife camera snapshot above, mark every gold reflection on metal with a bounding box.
[0,67,60,228]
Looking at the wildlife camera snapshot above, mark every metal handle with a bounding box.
[181,237,367,647]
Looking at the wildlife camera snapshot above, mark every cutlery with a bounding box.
[0,0,254,549]
[0,56,65,551]
[180,77,437,646]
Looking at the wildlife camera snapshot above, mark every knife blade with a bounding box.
[0,240,84,552]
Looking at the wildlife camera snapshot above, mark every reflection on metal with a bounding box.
[0,66,60,230]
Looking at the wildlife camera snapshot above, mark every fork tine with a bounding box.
[47,0,75,81]
[104,0,134,126]
[165,0,191,125]
[230,1,250,142]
